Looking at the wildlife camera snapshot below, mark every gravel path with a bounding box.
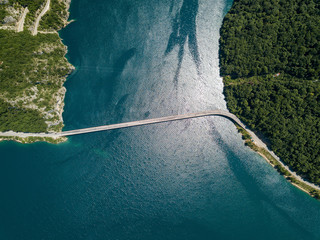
[32,0,50,35]
[17,7,29,32]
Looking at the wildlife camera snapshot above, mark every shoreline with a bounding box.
[219,0,320,201]
[46,0,74,133]
[55,0,74,133]
[235,125,320,200]
[0,135,67,144]
[34,0,75,134]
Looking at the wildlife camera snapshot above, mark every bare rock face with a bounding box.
[0,0,9,5]
[3,16,16,24]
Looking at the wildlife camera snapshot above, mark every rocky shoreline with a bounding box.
[45,0,74,134]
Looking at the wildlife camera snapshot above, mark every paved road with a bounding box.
[17,7,29,32]
[32,0,50,35]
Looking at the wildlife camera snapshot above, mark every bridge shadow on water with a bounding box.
[165,0,201,87]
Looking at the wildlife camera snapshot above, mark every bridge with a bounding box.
[2,109,320,191]
[60,110,245,136]
[0,110,266,149]
[0,110,262,145]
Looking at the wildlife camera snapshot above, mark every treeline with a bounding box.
[220,0,320,184]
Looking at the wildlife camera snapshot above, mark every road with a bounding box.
[32,0,50,35]
[17,7,29,32]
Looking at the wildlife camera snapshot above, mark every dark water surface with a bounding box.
[1,0,320,239]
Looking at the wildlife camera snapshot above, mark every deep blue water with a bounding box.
[1,0,320,239]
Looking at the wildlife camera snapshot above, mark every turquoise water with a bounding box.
[1,0,320,239]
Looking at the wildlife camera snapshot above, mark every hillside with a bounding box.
[0,0,73,136]
[220,0,320,185]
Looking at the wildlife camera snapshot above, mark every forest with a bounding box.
[220,0,320,79]
[0,98,47,132]
[220,0,320,184]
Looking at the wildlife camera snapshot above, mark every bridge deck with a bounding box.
[60,110,244,136]
[2,109,320,191]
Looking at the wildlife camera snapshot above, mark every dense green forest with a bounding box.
[0,99,47,132]
[0,30,71,132]
[220,0,320,184]
[220,0,320,79]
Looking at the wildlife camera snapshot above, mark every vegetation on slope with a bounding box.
[0,30,72,132]
[10,0,69,31]
[11,0,43,13]
[10,0,44,24]
[0,98,47,132]
[1,0,69,30]
[39,0,68,31]
[0,1,21,26]
[220,0,320,184]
